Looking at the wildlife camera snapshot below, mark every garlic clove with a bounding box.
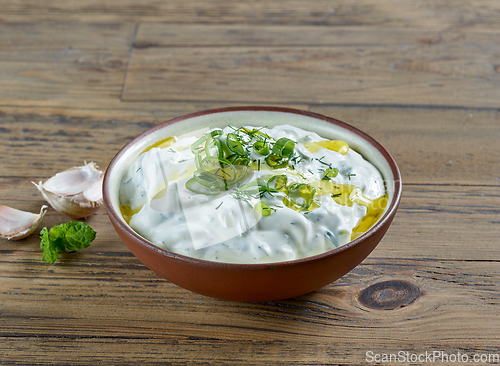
[73,173,103,204]
[0,205,48,240]
[42,162,102,195]
[33,162,104,219]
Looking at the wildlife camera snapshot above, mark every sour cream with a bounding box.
[119,125,387,264]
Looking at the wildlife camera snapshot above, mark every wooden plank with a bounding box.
[0,115,155,180]
[134,23,500,47]
[0,104,310,180]
[0,176,498,264]
[309,106,500,186]
[1,104,497,185]
[0,257,499,364]
[0,100,309,121]
[0,23,135,102]
[0,61,126,101]
[0,0,499,27]
[123,26,500,108]
[0,23,135,62]
[1,337,499,365]
[378,184,500,260]
[0,1,498,365]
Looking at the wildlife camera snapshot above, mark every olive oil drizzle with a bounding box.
[140,136,176,156]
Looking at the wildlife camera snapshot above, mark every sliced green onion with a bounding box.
[191,129,223,154]
[194,153,203,170]
[252,129,272,140]
[255,201,272,217]
[265,154,289,169]
[193,170,225,191]
[272,137,295,158]
[231,165,248,185]
[236,127,252,135]
[231,155,252,167]
[267,174,288,192]
[225,153,238,163]
[238,181,259,197]
[322,167,339,180]
[287,183,316,210]
[210,158,237,186]
[239,181,267,198]
[205,137,224,159]
[185,177,222,196]
[200,156,223,172]
[227,153,251,167]
[226,133,245,156]
[253,140,270,155]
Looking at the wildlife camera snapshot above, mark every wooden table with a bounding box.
[1,1,499,364]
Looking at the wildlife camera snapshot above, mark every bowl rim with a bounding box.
[103,106,402,269]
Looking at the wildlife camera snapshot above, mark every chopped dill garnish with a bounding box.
[295,171,307,180]
[316,156,330,166]
[290,154,305,164]
[315,157,340,181]
[215,202,223,210]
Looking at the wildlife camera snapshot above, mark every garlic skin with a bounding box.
[33,162,104,219]
[0,205,48,240]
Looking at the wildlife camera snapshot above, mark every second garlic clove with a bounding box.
[33,162,104,219]
[0,205,48,240]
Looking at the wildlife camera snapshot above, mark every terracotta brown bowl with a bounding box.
[103,107,402,302]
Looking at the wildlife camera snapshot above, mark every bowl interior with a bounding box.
[105,108,399,251]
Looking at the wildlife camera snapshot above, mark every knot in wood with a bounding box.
[358,280,420,310]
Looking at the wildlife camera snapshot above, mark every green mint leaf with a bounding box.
[61,222,96,251]
[48,224,65,242]
[40,226,63,264]
[40,226,49,247]
[40,222,96,263]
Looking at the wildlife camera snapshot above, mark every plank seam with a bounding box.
[116,99,500,112]
[120,23,140,102]
[0,101,498,113]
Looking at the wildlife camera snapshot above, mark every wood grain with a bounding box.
[1,0,499,364]
[378,184,500,260]
[0,23,135,62]
[1,0,499,27]
[309,105,500,186]
[134,23,500,47]
[1,180,498,264]
[0,23,134,103]
[123,25,500,108]
[1,254,499,364]
[1,106,498,185]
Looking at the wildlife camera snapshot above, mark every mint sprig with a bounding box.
[40,222,96,263]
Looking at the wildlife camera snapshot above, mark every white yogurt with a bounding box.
[119,125,386,264]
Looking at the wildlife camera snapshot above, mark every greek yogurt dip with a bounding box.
[119,124,387,264]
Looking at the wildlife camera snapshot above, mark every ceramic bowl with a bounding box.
[103,106,401,302]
